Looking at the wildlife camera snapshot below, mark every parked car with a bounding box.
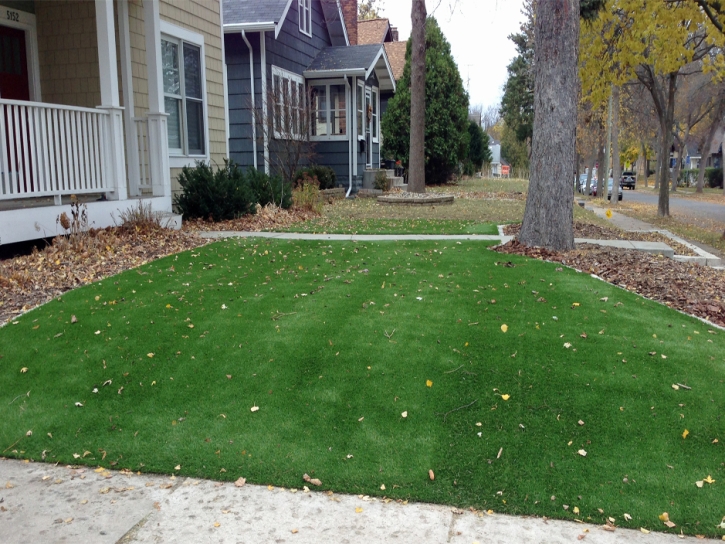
[578,174,597,194]
[620,171,636,189]
[591,178,623,200]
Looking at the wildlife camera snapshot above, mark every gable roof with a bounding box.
[358,18,390,44]
[384,41,406,82]
[304,44,396,91]
[223,0,349,45]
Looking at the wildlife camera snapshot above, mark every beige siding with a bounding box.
[125,0,227,194]
[36,0,101,108]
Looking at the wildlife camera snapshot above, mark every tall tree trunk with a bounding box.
[601,92,612,200]
[408,0,426,193]
[596,138,605,195]
[519,0,579,250]
[655,150,661,190]
[657,74,676,217]
[671,137,683,193]
[610,86,621,205]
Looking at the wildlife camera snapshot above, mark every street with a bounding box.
[615,189,725,226]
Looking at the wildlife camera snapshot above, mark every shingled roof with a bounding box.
[223,0,291,27]
[384,41,407,82]
[304,44,396,91]
[358,18,390,44]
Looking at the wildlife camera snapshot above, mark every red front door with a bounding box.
[0,24,29,100]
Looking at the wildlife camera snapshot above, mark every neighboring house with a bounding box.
[357,16,405,117]
[685,127,724,171]
[0,0,227,245]
[222,0,396,195]
[489,141,502,177]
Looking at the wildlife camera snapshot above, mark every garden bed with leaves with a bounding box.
[504,222,699,256]
[494,240,725,328]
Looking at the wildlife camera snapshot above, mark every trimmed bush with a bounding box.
[247,167,293,209]
[294,165,337,190]
[705,167,723,188]
[174,160,255,222]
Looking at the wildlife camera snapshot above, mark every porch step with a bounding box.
[390,177,405,187]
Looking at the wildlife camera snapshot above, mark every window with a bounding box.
[356,82,364,139]
[299,0,312,36]
[372,88,379,142]
[310,83,347,139]
[162,35,205,156]
[272,66,305,139]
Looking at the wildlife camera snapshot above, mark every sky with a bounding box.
[376,0,525,110]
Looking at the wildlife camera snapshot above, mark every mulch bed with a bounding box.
[504,222,699,256]
[494,240,725,328]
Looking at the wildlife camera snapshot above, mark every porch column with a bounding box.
[95,0,127,201]
[144,0,171,198]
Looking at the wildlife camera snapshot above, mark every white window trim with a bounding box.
[159,21,209,167]
[298,0,312,37]
[372,86,379,143]
[0,5,41,101]
[309,79,348,142]
[271,65,305,140]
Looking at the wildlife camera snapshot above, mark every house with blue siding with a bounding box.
[222,0,396,195]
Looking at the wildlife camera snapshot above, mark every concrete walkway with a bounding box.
[0,459,693,543]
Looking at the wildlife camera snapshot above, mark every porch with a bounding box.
[0,0,172,245]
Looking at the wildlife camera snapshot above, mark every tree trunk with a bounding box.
[519,0,579,250]
[655,151,661,190]
[610,86,621,205]
[657,74,676,217]
[596,138,605,195]
[638,141,647,188]
[601,93,612,200]
[408,0,426,193]
[671,136,684,193]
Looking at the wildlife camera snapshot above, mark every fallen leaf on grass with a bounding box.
[147,353,154,358]
[234,477,246,487]
[429,469,435,481]
[564,343,572,349]
[380,484,386,490]
[501,324,508,333]
[501,394,510,401]
[704,475,715,484]
[578,449,587,457]
[682,429,689,439]
[659,512,670,522]
[75,402,83,407]
[71,315,77,324]
[174,465,181,471]
[664,521,676,528]
[250,406,259,412]
[696,480,704,488]
[624,513,632,521]
[401,411,408,418]
[573,506,580,514]
[426,380,433,387]
[672,384,680,390]
[20,367,28,373]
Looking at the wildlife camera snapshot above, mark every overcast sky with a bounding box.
[376,0,525,110]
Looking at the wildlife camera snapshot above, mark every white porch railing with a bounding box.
[0,99,110,200]
[133,117,152,193]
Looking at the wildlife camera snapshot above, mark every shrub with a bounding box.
[115,200,164,233]
[174,160,255,221]
[292,173,323,213]
[705,167,723,188]
[247,167,293,209]
[294,165,337,190]
[373,170,389,191]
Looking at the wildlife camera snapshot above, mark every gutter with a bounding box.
[241,30,258,170]
[345,74,352,197]
[224,22,275,33]
[261,31,269,175]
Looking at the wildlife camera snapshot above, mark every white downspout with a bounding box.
[345,74,352,197]
[241,30,258,170]
[261,31,270,174]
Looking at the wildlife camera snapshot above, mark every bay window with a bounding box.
[272,66,305,139]
[310,83,347,140]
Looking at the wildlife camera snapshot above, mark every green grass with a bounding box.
[284,218,499,235]
[2,239,724,536]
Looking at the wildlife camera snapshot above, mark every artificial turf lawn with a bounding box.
[1,239,724,536]
[282,218,499,235]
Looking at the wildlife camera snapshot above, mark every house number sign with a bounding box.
[6,10,20,22]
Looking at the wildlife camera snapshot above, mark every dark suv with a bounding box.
[620,171,636,190]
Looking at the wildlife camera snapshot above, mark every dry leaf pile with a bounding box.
[504,222,698,256]
[0,226,207,325]
[184,204,317,233]
[495,240,725,328]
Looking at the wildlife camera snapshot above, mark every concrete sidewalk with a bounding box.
[0,459,692,543]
